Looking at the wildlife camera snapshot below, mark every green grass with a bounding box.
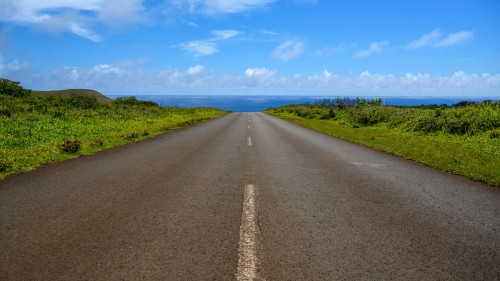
[266,101,500,187]
[0,94,228,179]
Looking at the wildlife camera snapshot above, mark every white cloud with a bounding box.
[172,0,278,15]
[407,29,473,49]
[178,29,241,57]
[98,0,146,26]
[272,38,305,61]
[435,31,474,47]
[258,29,279,36]
[314,44,349,57]
[355,41,389,58]
[68,22,101,42]
[3,58,500,96]
[245,67,276,78]
[6,60,31,71]
[180,41,218,57]
[0,0,146,41]
[187,64,205,75]
[211,30,241,40]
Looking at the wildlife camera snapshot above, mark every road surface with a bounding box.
[1,112,499,280]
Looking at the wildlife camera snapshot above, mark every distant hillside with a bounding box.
[32,89,112,104]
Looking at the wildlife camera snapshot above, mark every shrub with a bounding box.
[0,161,8,172]
[114,96,159,107]
[68,96,99,109]
[125,132,139,140]
[349,106,390,126]
[0,109,12,117]
[0,78,32,98]
[90,140,104,147]
[61,139,81,154]
[490,131,500,139]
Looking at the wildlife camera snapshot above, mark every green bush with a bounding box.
[114,96,159,107]
[271,99,499,136]
[0,78,32,98]
[0,161,8,172]
[61,140,81,154]
[68,96,99,109]
[0,109,12,117]
[349,106,391,126]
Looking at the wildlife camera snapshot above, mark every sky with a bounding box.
[0,0,499,96]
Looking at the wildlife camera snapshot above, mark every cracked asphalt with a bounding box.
[1,112,499,280]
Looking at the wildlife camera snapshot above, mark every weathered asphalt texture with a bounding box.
[1,112,499,280]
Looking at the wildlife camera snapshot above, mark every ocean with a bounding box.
[107,95,499,112]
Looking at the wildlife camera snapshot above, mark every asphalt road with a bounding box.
[1,112,499,280]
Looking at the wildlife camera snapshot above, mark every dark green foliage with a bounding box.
[90,140,104,147]
[269,99,499,136]
[125,132,139,140]
[349,106,391,126]
[314,97,357,109]
[0,161,8,172]
[453,100,477,107]
[0,109,11,117]
[68,95,99,109]
[61,140,81,154]
[114,96,159,107]
[0,78,32,98]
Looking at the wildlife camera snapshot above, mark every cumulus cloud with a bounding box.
[3,57,499,96]
[272,38,305,61]
[187,64,205,75]
[407,29,473,49]
[245,67,276,78]
[355,41,389,58]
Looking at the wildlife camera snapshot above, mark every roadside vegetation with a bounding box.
[0,79,228,179]
[266,97,500,186]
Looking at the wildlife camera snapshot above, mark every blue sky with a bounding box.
[1,0,499,96]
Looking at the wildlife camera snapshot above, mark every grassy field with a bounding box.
[0,94,228,179]
[266,99,499,187]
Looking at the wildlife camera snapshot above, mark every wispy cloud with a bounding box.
[257,29,279,36]
[355,41,389,58]
[180,41,218,57]
[272,38,305,61]
[172,0,278,16]
[211,30,242,40]
[407,29,473,49]
[178,29,242,57]
[0,0,147,41]
[314,43,349,57]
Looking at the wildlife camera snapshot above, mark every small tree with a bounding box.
[0,78,32,98]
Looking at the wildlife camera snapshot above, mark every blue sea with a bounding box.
[108,95,499,112]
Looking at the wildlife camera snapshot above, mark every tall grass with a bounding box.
[0,94,228,179]
[266,99,500,186]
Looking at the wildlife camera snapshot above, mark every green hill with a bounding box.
[32,89,112,104]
